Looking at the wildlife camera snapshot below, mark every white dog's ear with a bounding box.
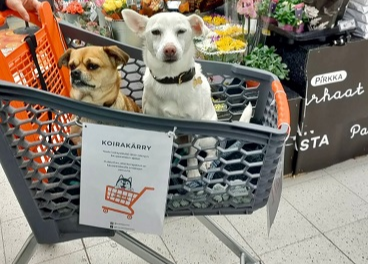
[121,9,148,35]
[187,14,209,37]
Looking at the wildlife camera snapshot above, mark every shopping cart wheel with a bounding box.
[103,208,108,213]
[127,215,132,220]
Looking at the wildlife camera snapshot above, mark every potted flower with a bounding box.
[236,0,261,54]
[213,24,244,39]
[81,20,113,37]
[195,35,247,63]
[100,0,143,47]
[273,1,297,31]
[273,0,306,33]
[101,0,127,20]
[241,45,289,88]
[61,1,97,26]
[202,14,228,29]
[140,0,165,17]
[59,1,113,38]
[237,0,259,34]
[257,0,277,25]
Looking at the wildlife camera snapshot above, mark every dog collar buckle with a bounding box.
[178,73,185,85]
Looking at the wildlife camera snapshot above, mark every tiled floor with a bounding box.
[1,155,368,264]
[2,16,368,264]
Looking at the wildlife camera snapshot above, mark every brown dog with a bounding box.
[58,45,141,148]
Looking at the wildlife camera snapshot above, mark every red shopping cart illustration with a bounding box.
[102,185,154,219]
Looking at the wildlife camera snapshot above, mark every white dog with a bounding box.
[122,10,251,178]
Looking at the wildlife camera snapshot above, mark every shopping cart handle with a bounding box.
[0,2,45,27]
[272,80,290,130]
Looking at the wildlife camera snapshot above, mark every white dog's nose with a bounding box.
[164,44,177,56]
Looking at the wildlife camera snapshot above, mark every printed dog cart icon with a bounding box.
[102,175,154,219]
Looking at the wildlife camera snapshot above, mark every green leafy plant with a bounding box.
[243,45,289,80]
[277,0,303,5]
[273,1,298,26]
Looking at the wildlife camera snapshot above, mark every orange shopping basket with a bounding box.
[0,2,72,176]
[102,186,154,219]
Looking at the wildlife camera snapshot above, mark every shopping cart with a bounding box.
[0,2,290,264]
[102,186,154,219]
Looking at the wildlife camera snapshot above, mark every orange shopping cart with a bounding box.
[102,186,154,219]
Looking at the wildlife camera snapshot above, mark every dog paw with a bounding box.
[186,169,201,179]
[200,161,212,172]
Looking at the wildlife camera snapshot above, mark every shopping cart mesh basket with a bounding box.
[0,2,289,244]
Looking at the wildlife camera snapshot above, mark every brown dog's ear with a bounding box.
[58,49,73,69]
[103,46,130,67]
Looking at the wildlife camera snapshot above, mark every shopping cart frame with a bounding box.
[0,42,261,264]
[0,3,289,263]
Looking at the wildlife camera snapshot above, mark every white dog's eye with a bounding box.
[177,29,186,35]
[151,29,161,36]
[87,63,99,70]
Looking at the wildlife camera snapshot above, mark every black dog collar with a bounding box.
[150,67,196,85]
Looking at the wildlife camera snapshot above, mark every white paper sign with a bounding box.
[267,144,285,236]
[79,123,173,235]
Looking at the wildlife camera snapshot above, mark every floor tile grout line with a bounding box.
[81,239,92,264]
[33,248,91,264]
[1,215,26,225]
[33,241,90,264]
[282,172,368,231]
[281,196,333,234]
[283,160,367,190]
[323,159,368,174]
[223,215,264,262]
[320,217,368,236]
[324,170,368,205]
[159,236,177,264]
[258,234,321,257]
[0,221,7,264]
[281,198,358,264]
[321,234,357,264]
[224,205,333,260]
[282,171,331,190]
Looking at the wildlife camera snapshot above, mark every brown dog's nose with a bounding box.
[164,45,176,56]
[71,69,81,80]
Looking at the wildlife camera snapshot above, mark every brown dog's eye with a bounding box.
[87,63,99,70]
[151,30,161,36]
[69,63,76,70]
